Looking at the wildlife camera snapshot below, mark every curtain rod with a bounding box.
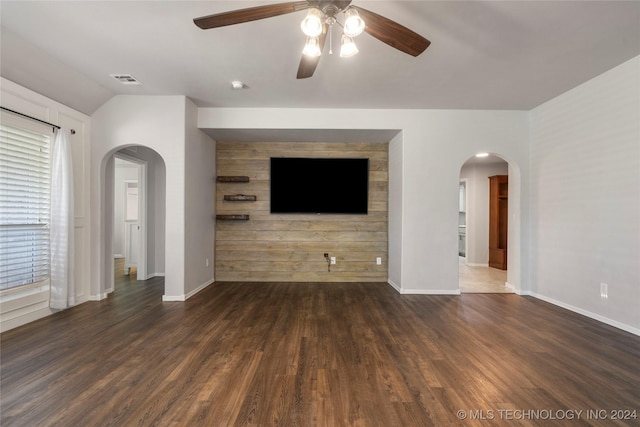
[1,106,76,134]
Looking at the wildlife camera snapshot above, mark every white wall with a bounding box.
[388,132,404,289]
[460,160,509,266]
[145,147,166,277]
[91,95,214,300]
[183,99,215,298]
[0,78,91,332]
[197,108,530,295]
[529,56,640,334]
[401,111,529,293]
[91,96,187,299]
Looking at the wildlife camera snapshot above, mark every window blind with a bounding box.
[0,124,51,290]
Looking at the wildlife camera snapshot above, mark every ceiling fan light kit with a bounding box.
[302,36,323,57]
[300,6,364,58]
[301,8,324,37]
[343,7,365,37]
[339,35,358,58]
[300,3,365,58]
[193,1,430,79]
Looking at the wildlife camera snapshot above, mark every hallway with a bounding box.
[459,257,512,293]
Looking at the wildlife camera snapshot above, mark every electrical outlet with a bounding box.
[206,258,209,267]
[376,257,382,265]
[600,282,608,299]
[323,253,331,272]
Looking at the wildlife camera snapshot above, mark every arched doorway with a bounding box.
[113,154,144,281]
[102,145,166,296]
[458,153,518,293]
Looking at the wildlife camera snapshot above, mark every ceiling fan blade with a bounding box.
[352,6,430,57]
[296,25,328,79]
[194,1,310,30]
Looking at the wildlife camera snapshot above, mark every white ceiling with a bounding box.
[1,1,639,127]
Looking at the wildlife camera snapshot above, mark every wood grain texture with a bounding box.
[353,5,431,57]
[194,1,309,30]
[489,175,508,270]
[224,194,257,201]
[216,214,250,221]
[217,175,250,182]
[2,276,639,426]
[215,141,389,282]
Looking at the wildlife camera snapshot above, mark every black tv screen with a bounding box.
[270,157,369,214]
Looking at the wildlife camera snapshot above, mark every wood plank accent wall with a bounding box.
[215,141,388,282]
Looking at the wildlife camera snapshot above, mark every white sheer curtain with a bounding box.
[50,128,75,309]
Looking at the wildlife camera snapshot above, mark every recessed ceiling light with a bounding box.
[231,80,247,90]
[475,152,489,158]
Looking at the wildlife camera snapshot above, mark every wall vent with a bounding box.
[109,74,143,85]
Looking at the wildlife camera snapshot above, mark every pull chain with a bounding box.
[328,25,333,55]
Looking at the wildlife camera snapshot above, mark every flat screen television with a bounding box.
[270,157,369,214]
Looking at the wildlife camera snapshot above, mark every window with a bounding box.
[0,121,51,291]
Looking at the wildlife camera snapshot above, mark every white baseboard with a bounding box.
[505,282,515,291]
[528,292,640,336]
[162,279,214,302]
[88,292,109,301]
[401,288,461,295]
[162,294,185,302]
[387,279,401,293]
[0,306,53,333]
[1,292,89,333]
[386,281,460,295]
[184,280,213,299]
[146,272,165,280]
[467,263,489,267]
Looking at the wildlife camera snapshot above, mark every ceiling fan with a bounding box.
[193,1,430,79]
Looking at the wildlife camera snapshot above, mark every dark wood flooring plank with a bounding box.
[2,279,639,426]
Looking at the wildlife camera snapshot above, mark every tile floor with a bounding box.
[458,256,512,293]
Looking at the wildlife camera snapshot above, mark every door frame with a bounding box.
[113,153,147,281]
[459,178,468,259]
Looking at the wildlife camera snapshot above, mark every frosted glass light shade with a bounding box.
[301,8,323,37]
[303,36,322,57]
[343,8,365,37]
[340,35,358,57]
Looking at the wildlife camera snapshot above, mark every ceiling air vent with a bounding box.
[109,74,142,85]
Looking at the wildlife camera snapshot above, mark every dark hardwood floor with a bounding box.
[1,273,639,426]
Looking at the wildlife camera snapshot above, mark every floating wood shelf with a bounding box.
[224,194,257,202]
[216,176,249,183]
[216,214,250,221]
